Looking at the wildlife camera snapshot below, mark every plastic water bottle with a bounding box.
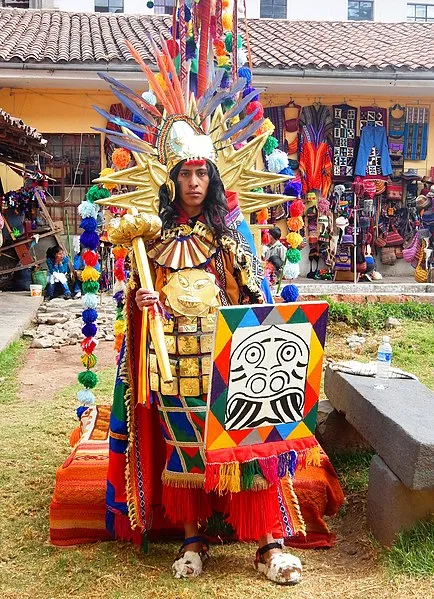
[375,335,392,390]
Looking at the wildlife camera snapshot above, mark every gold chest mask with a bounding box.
[162,268,220,318]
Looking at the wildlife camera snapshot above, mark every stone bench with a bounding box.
[323,367,434,546]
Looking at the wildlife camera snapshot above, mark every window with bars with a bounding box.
[0,1,30,7]
[407,3,434,21]
[95,0,124,13]
[260,0,287,19]
[348,1,374,20]
[39,134,101,234]
[153,0,175,14]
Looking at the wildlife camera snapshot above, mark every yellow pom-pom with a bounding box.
[217,54,230,67]
[82,266,100,282]
[99,167,117,191]
[114,319,126,336]
[286,232,303,249]
[255,118,275,137]
[222,12,233,31]
[81,353,98,369]
[231,115,240,125]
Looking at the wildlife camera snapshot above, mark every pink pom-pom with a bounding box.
[318,198,330,214]
[290,199,305,217]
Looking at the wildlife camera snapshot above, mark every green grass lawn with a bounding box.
[1,314,433,598]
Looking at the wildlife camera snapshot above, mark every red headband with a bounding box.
[184,159,206,167]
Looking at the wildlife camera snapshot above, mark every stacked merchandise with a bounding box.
[265,100,431,282]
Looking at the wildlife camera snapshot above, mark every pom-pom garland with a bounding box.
[112,246,128,260]
[80,217,98,232]
[112,245,128,361]
[114,319,127,336]
[286,232,303,249]
[283,262,300,280]
[80,231,99,251]
[86,185,110,204]
[82,293,99,310]
[82,250,99,267]
[82,308,98,324]
[81,337,97,354]
[78,370,98,389]
[286,248,302,264]
[81,353,98,369]
[76,405,89,419]
[238,66,252,85]
[263,136,279,156]
[112,147,131,170]
[76,390,96,408]
[78,201,99,220]
[281,284,299,302]
[142,90,157,106]
[242,86,259,102]
[266,149,289,174]
[289,199,305,217]
[77,185,102,411]
[82,266,100,282]
[287,216,304,232]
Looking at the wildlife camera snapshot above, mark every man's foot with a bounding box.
[254,542,302,585]
[73,291,81,299]
[63,293,72,300]
[172,536,209,579]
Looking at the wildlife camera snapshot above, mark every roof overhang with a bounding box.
[0,62,434,97]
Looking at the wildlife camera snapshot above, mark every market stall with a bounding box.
[0,109,66,290]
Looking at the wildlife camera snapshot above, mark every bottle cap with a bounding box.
[382,335,390,343]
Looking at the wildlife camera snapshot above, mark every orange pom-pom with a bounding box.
[222,0,230,8]
[213,40,227,57]
[287,216,304,231]
[256,208,268,223]
[112,246,129,260]
[114,334,124,352]
[112,148,131,170]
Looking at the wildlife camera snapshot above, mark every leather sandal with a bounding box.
[172,535,210,579]
[254,541,302,585]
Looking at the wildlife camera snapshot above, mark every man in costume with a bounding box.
[94,9,343,584]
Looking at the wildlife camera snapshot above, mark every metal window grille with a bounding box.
[260,0,287,19]
[348,0,374,21]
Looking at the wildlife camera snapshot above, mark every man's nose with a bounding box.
[189,175,199,187]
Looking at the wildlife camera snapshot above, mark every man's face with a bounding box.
[176,162,210,212]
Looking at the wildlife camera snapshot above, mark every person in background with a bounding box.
[265,254,283,291]
[46,245,79,300]
[264,226,287,263]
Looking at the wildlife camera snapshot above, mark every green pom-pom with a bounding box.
[225,32,233,53]
[237,34,243,49]
[86,185,111,204]
[263,136,279,156]
[251,187,264,194]
[286,248,301,263]
[82,281,100,294]
[78,370,98,389]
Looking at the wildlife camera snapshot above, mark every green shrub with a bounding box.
[327,300,434,330]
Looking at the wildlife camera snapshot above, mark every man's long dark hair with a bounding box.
[158,160,232,240]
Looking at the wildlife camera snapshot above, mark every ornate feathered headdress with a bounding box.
[93,4,292,215]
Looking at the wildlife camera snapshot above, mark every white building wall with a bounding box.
[54,0,93,11]
[245,0,434,21]
[124,0,153,14]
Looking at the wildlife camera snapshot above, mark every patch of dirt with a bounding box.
[17,341,114,403]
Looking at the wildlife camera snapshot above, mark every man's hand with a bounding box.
[136,288,159,311]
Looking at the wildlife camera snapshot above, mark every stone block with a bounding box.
[324,367,434,489]
[316,403,372,454]
[367,455,434,546]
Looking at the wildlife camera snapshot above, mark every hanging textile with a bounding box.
[264,106,286,151]
[332,104,357,179]
[404,105,429,161]
[360,106,387,176]
[388,104,405,180]
[299,104,333,197]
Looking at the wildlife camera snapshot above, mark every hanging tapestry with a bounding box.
[360,106,387,176]
[299,105,333,196]
[388,104,405,180]
[205,301,328,488]
[332,104,357,179]
[404,105,429,161]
